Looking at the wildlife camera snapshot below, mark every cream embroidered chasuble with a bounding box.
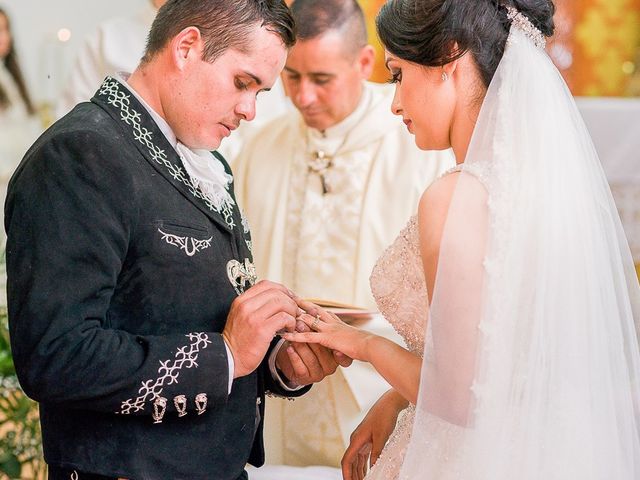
[283,86,377,308]
[233,82,454,467]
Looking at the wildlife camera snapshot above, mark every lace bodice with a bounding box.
[370,215,429,355]
[366,215,429,480]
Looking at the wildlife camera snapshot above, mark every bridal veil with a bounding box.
[400,7,640,479]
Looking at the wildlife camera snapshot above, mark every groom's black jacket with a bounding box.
[5,77,308,480]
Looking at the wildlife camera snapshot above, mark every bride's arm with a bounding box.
[342,388,409,480]
[285,299,422,403]
[283,174,459,403]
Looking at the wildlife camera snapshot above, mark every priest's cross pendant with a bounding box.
[320,175,330,195]
[307,150,333,195]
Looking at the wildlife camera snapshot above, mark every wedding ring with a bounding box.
[311,315,321,331]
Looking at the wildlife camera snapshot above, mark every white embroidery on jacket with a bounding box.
[158,228,212,257]
[173,394,188,417]
[152,396,167,424]
[98,77,236,228]
[195,393,208,415]
[241,211,253,253]
[226,259,257,295]
[118,333,212,415]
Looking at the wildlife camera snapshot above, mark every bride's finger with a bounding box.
[281,331,322,344]
[295,299,340,324]
[356,449,368,480]
[294,298,321,315]
[297,313,327,332]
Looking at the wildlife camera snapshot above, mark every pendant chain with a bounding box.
[305,128,352,195]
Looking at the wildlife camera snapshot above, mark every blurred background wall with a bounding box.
[360,0,640,95]
[2,0,137,109]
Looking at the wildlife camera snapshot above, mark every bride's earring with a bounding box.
[441,72,449,82]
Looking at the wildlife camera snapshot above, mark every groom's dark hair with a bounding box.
[290,0,368,57]
[142,0,296,64]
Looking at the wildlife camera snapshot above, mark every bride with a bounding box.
[283,0,640,479]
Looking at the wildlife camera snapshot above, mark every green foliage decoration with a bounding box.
[0,306,46,480]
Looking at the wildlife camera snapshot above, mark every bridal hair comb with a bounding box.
[505,5,547,49]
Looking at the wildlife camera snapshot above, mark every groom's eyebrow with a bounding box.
[243,70,264,86]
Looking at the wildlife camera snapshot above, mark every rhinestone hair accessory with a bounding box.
[505,5,546,49]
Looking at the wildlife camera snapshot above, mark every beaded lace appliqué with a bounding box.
[370,215,428,355]
[367,216,427,480]
[97,77,236,228]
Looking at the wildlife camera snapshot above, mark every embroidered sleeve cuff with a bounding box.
[268,338,305,392]
[223,340,234,395]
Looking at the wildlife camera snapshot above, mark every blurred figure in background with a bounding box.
[55,0,167,119]
[233,0,453,469]
[0,5,40,301]
[0,7,34,122]
[0,5,38,162]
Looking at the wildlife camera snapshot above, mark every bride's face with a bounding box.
[385,53,456,151]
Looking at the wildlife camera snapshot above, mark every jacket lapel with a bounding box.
[91,76,236,233]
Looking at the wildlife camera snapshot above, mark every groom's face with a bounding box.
[165,24,288,150]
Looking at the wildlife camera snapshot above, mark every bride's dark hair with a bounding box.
[376,0,555,88]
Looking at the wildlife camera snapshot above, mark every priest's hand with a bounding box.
[275,319,353,386]
[223,280,298,378]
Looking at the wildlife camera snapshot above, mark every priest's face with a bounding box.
[282,31,374,131]
[163,24,287,150]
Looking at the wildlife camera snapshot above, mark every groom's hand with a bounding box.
[275,320,352,385]
[223,280,298,378]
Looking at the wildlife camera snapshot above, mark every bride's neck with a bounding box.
[449,60,484,165]
[449,107,479,165]
[449,86,483,165]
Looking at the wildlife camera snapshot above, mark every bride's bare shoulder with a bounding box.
[418,171,460,231]
[416,172,460,298]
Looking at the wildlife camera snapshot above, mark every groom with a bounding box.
[5,1,347,479]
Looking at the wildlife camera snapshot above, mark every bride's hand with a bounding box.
[281,299,376,362]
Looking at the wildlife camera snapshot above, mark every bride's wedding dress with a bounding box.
[367,210,464,480]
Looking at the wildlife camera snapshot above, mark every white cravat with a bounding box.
[115,75,235,216]
[174,143,235,213]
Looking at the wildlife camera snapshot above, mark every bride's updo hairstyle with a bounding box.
[376,0,555,88]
